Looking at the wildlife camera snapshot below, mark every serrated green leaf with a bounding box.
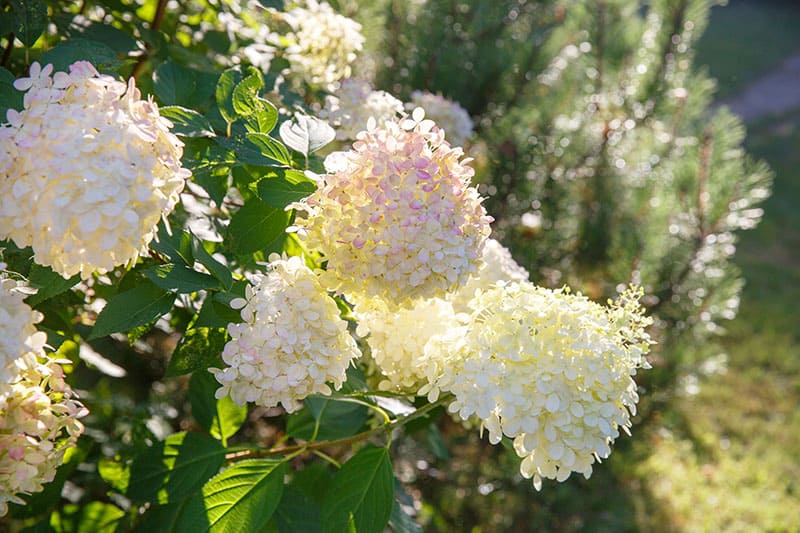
[127,432,226,504]
[189,371,247,442]
[257,169,316,208]
[89,281,175,339]
[143,263,221,293]
[279,115,336,156]
[202,459,285,532]
[232,73,265,116]
[25,264,79,306]
[11,0,48,46]
[322,446,394,533]
[226,199,292,255]
[246,132,292,166]
[191,234,233,290]
[286,396,368,441]
[166,326,228,377]
[39,39,120,72]
[160,106,216,138]
[216,68,243,125]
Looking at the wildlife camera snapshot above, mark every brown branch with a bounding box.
[2,33,14,68]
[130,0,170,80]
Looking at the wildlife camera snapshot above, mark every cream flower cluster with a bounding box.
[422,283,652,490]
[291,109,493,306]
[319,79,403,141]
[448,238,529,313]
[211,255,361,413]
[0,279,46,383]
[354,296,462,392]
[283,0,365,88]
[406,91,474,147]
[0,61,190,279]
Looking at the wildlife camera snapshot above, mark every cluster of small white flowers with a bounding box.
[406,91,474,147]
[0,279,46,383]
[211,255,361,413]
[0,352,87,517]
[214,11,276,71]
[354,296,462,392]
[291,109,493,306]
[0,61,191,279]
[448,238,529,313]
[283,0,365,89]
[422,283,652,490]
[319,79,404,141]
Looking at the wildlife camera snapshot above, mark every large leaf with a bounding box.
[189,371,247,443]
[226,199,292,255]
[143,263,221,293]
[25,264,79,306]
[127,432,226,504]
[246,132,292,166]
[160,106,216,138]
[10,0,48,46]
[65,19,139,54]
[279,115,335,155]
[215,68,243,125]
[191,235,233,290]
[202,458,286,532]
[136,495,207,533]
[286,396,368,441]
[39,39,120,72]
[321,446,394,533]
[215,132,285,167]
[51,502,125,533]
[232,72,264,117]
[89,281,175,339]
[273,486,322,533]
[153,60,217,109]
[388,480,422,533]
[256,169,317,209]
[195,292,245,329]
[152,225,195,265]
[166,326,228,377]
[0,67,22,116]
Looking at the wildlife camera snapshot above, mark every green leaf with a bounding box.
[232,73,265,117]
[0,67,23,116]
[322,446,394,533]
[98,457,131,493]
[39,39,120,72]
[89,281,175,339]
[191,234,233,290]
[215,132,285,167]
[195,295,244,329]
[286,396,368,441]
[11,0,48,47]
[279,115,336,156]
[246,132,292,166]
[388,480,422,533]
[66,20,139,55]
[189,371,247,442]
[226,199,292,255]
[160,106,216,138]
[166,326,228,377]
[202,459,286,532]
[273,486,322,533]
[152,225,195,265]
[25,264,79,306]
[256,169,317,209]
[143,263,221,293]
[216,68,243,125]
[53,502,125,533]
[127,432,226,504]
[137,494,208,533]
[153,61,217,109]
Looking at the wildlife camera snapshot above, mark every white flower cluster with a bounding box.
[283,0,365,89]
[0,61,190,279]
[406,91,474,147]
[211,255,361,413]
[291,109,493,306]
[319,79,404,141]
[0,281,87,517]
[422,283,652,490]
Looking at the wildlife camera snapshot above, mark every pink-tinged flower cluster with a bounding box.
[421,283,652,490]
[0,61,190,279]
[406,91,474,147]
[291,109,493,306]
[319,79,403,141]
[211,255,361,413]
[283,0,364,89]
[0,279,46,384]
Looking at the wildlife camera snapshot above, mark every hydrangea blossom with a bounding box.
[318,79,404,141]
[0,61,190,279]
[291,109,493,306]
[211,255,361,413]
[283,1,365,89]
[406,91,474,147]
[422,283,652,490]
[0,279,46,383]
[0,353,86,516]
[354,296,462,392]
[448,238,529,313]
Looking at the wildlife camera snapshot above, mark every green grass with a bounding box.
[695,0,800,99]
